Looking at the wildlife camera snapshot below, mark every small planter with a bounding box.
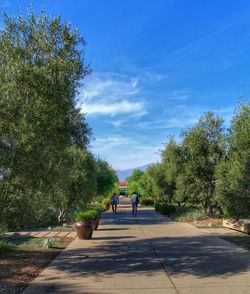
[75,221,93,239]
[74,210,98,239]
[93,217,100,230]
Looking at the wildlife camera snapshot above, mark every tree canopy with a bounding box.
[0,10,117,229]
[128,103,250,219]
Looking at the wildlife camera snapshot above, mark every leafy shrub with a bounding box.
[172,207,207,222]
[74,210,98,222]
[0,222,8,234]
[102,198,111,210]
[0,240,13,252]
[87,203,105,216]
[141,198,154,206]
[154,202,176,216]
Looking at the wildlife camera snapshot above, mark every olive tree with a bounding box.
[177,112,225,214]
[0,10,91,228]
[216,103,250,218]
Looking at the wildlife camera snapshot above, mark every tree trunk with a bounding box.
[58,209,67,223]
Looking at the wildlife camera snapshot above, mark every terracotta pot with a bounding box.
[75,221,93,239]
[93,217,100,230]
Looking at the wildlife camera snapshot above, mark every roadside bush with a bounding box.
[0,222,8,234]
[0,240,13,252]
[172,207,207,222]
[102,198,111,210]
[140,198,154,206]
[154,202,176,216]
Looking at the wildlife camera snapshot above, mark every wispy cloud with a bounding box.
[93,106,235,169]
[79,72,147,117]
[81,100,146,117]
[80,72,139,102]
[92,135,160,169]
[137,105,235,130]
[163,88,193,101]
[108,119,127,128]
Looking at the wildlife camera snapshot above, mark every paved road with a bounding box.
[23,198,250,294]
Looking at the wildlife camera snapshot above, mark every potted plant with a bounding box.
[74,210,97,239]
[88,204,105,230]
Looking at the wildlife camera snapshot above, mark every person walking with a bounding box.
[111,192,119,213]
[130,192,139,215]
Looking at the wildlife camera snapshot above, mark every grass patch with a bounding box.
[172,207,207,222]
[221,235,250,251]
[0,235,70,252]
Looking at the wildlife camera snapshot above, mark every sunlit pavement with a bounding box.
[23,197,250,294]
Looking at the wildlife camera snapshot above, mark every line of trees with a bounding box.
[0,11,117,230]
[127,103,250,219]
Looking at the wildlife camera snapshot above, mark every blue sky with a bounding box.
[1,0,250,169]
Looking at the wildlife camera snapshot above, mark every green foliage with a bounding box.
[102,197,111,210]
[144,106,249,219]
[127,169,144,195]
[87,203,105,215]
[51,147,97,222]
[0,10,112,229]
[176,111,225,214]
[161,138,183,202]
[144,164,169,200]
[140,198,154,206]
[0,222,8,234]
[0,240,13,252]
[95,159,118,197]
[216,102,250,218]
[154,202,176,216]
[172,207,207,222]
[133,164,169,200]
[74,210,97,222]
[113,182,122,196]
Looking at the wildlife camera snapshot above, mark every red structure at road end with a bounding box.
[118,182,128,195]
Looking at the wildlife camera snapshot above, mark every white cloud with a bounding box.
[78,71,168,118]
[136,105,235,130]
[91,135,160,169]
[81,100,145,117]
[80,72,139,101]
[79,72,146,117]
[109,119,127,128]
[81,76,138,102]
[164,88,193,101]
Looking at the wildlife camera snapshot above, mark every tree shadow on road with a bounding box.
[46,234,250,279]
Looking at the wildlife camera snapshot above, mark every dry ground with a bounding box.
[0,236,73,294]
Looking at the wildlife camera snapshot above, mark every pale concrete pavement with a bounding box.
[23,198,250,294]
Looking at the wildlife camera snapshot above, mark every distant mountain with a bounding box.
[116,163,152,181]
